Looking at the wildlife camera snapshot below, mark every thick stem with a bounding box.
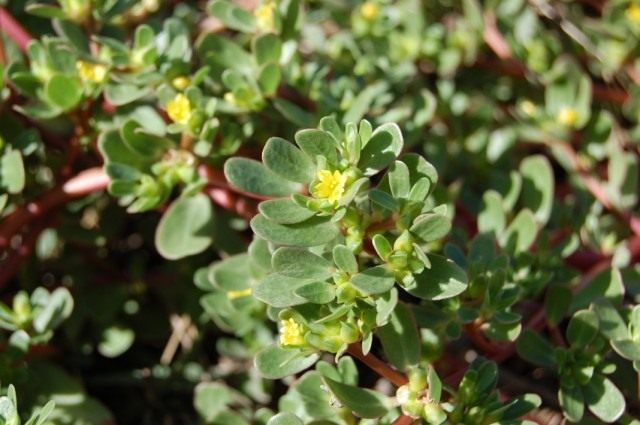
[0,7,34,52]
[346,343,408,387]
[391,414,416,425]
[0,167,109,250]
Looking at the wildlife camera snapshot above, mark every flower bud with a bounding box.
[408,367,428,392]
[422,402,447,424]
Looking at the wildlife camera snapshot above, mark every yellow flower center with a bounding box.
[255,0,277,31]
[557,107,578,127]
[627,3,640,24]
[76,60,108,84]
[360,2,379,20]
[227,288,252,300]
[313,169,347,204]
[171,76,190,91]
[166,93,192,125]
[280,318,306,346]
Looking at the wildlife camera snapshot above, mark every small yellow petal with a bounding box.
[280,318,306,346]
[255,0,277,31]
[171,76,190,91]
[360,2,379,20]
[313,169,347,204]
[627,3,640,24]
[76,60,108,84]
[166,93,192,125]
[557,107,578,127]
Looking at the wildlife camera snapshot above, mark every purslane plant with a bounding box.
[1,0,640,424]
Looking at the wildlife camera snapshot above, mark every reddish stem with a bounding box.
[0,167,109,250]
[346,343,408,387]
[0,7,34,52]
[391,415,416,425]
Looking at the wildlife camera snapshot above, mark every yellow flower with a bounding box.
[360,2,379,20]
[313,169,347,204]
[557,107,578,127]
[76,60,108,84]
[520,100,537,117]
[166,93,192,125]
[626,3,640,24]
[280,318,306,346]
[227,288,252,300]
[171,76,190,91]
[255,0,277,31]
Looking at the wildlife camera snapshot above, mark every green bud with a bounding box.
[13,291,31,327]
[466,406,485,423]
[393,230,413,252]
[422,403,447,425]
[388,251,408,270]
[0,135,5,152]
[340,321,360,343]
[336,282,358,304]
[408,367,428,392]
[403,399,423,418]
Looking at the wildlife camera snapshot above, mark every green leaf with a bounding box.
[351,266,395,295]
[520,155,554,225]
[559,384,584,423]
[225,158,300,197]
[120,119,173,159]
[253,33,282,65]
[571,268,624,312]
[45,74,82,110]
[500,208,537,254]
[583,375,625,423]
[254,273,312,307]
[155,194,215,260]
[516,330,555,368]
[407,255,468,300]
[255,345,319,379]
[409,213,451,243]
[610,339,640,361]
[343,81,388,124]
[209,0,256,32]
[104,83,150,106]
[294,281,335,304]
[272,247,333,279]
[566,309,599,348]
[263,137,315,184]
[98,326,135,358]
[26,4,67,19]
[251,215,339,247]
[544,285,571,326]
[194,382,233,422]
[258,198,316,224]
[387,161,410,199]
[0,150,25,194]
[197,34,254,74]
[333,245,358,274]
[32,287,74,333]
[267,413,303,425]
[590,298,627,341]
[323,377,389,418]
[294,129,338,166]
[378,303,421,371]
[358,123,403,176]
[258,63,281,96]
[273,98,315,127]
[478,190,505,234]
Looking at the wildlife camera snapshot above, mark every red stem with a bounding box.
[0,7,34,52]
[346,343,408,387]
[0,167,109,250]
